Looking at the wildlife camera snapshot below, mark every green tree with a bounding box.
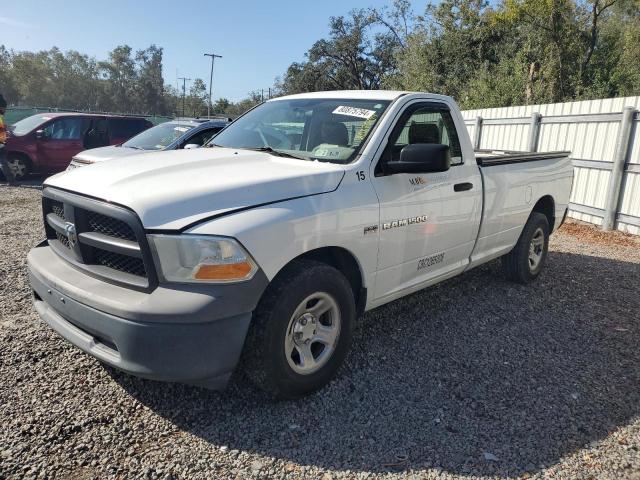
[99,45,137,112]
[212,97,231,114]
[277,5,408,94]
[184,78,207,117]
[224,91,263,117]
[387,0,640,108]
[135,45,166,114]
[582,0,640,97]
[3,0,640,116]
[10,50,57,106]
[0,47,18,104]
[390,0,505,102]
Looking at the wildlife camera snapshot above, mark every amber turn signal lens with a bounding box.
[194,262,253,281]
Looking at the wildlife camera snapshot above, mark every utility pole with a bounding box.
[178,77,191,117]
[203,52,222,118]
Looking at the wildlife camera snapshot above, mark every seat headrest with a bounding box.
[408,123,440,144]
[321,121,349,146]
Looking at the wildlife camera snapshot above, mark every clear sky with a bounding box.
[2,0,424,102]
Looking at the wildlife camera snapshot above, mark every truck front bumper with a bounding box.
[27,243,268,389]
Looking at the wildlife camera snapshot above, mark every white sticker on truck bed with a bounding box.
[332,106,376,119]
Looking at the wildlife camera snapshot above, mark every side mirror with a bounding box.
[35,129,44,139]
[183,143,200,150]
[386,143,451,174]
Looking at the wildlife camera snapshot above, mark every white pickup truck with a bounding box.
[28,91,572,398]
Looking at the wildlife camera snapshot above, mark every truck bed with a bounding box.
[475,149,571,167]
[469,148,573,268]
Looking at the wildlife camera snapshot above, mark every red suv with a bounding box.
[4,113,152,179]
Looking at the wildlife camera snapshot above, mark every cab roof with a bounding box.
[273,90,406,101]
[270,90,454,103]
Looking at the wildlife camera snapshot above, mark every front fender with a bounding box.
[185,184,380,291]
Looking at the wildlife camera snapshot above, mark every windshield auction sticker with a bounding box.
[332,106,376,119]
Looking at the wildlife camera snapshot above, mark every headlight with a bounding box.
[148,234,258,283]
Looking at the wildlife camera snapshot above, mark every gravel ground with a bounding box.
[1,182,639,480]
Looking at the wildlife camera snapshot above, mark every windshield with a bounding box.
[210,98,391,163]
[10,115,54,136]
[122,122,195,150]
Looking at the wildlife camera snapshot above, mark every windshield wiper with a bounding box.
[245,147,308,160]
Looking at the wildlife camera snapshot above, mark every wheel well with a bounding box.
[532,195,555,231]
[293,247,366,316]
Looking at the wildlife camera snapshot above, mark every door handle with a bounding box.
[454,182,473,192]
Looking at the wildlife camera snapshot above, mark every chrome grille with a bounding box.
[42,189,156,291]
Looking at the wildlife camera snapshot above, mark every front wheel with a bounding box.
[501,212,550,284]
[242,259,355,399]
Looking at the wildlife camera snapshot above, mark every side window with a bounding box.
[84,118,109,149]
[42,118,85,140]
[381,104,463,168]
[107,118,147,140]
[185,127,222,147]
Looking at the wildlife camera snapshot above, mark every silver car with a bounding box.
[68,118,229,169]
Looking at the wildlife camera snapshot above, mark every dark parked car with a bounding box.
[67,118,229,169]
[4,113,152,179]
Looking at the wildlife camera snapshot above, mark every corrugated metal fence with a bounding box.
[461,96,640,235]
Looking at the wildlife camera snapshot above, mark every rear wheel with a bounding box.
[501,212,550,284]
[7,156,30,180]
[242,259,355,399]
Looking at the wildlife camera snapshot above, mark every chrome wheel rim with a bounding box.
[8,158,27,178]
[528,227,545,271]
[284,292,341,375]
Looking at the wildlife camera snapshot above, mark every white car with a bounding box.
[28,90,572,399]
[67,119,229,169]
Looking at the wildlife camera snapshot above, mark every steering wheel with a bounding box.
[254,124,292,150]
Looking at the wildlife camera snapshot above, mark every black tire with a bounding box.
[242,259,356,399]
[7,155,31,180]
[501,212,550,284]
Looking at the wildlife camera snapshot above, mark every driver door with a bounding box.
[37,117,89,172]
[370,101,482,302]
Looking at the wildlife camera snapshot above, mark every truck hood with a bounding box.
[45,147,345,230]
[73,145,151,164]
